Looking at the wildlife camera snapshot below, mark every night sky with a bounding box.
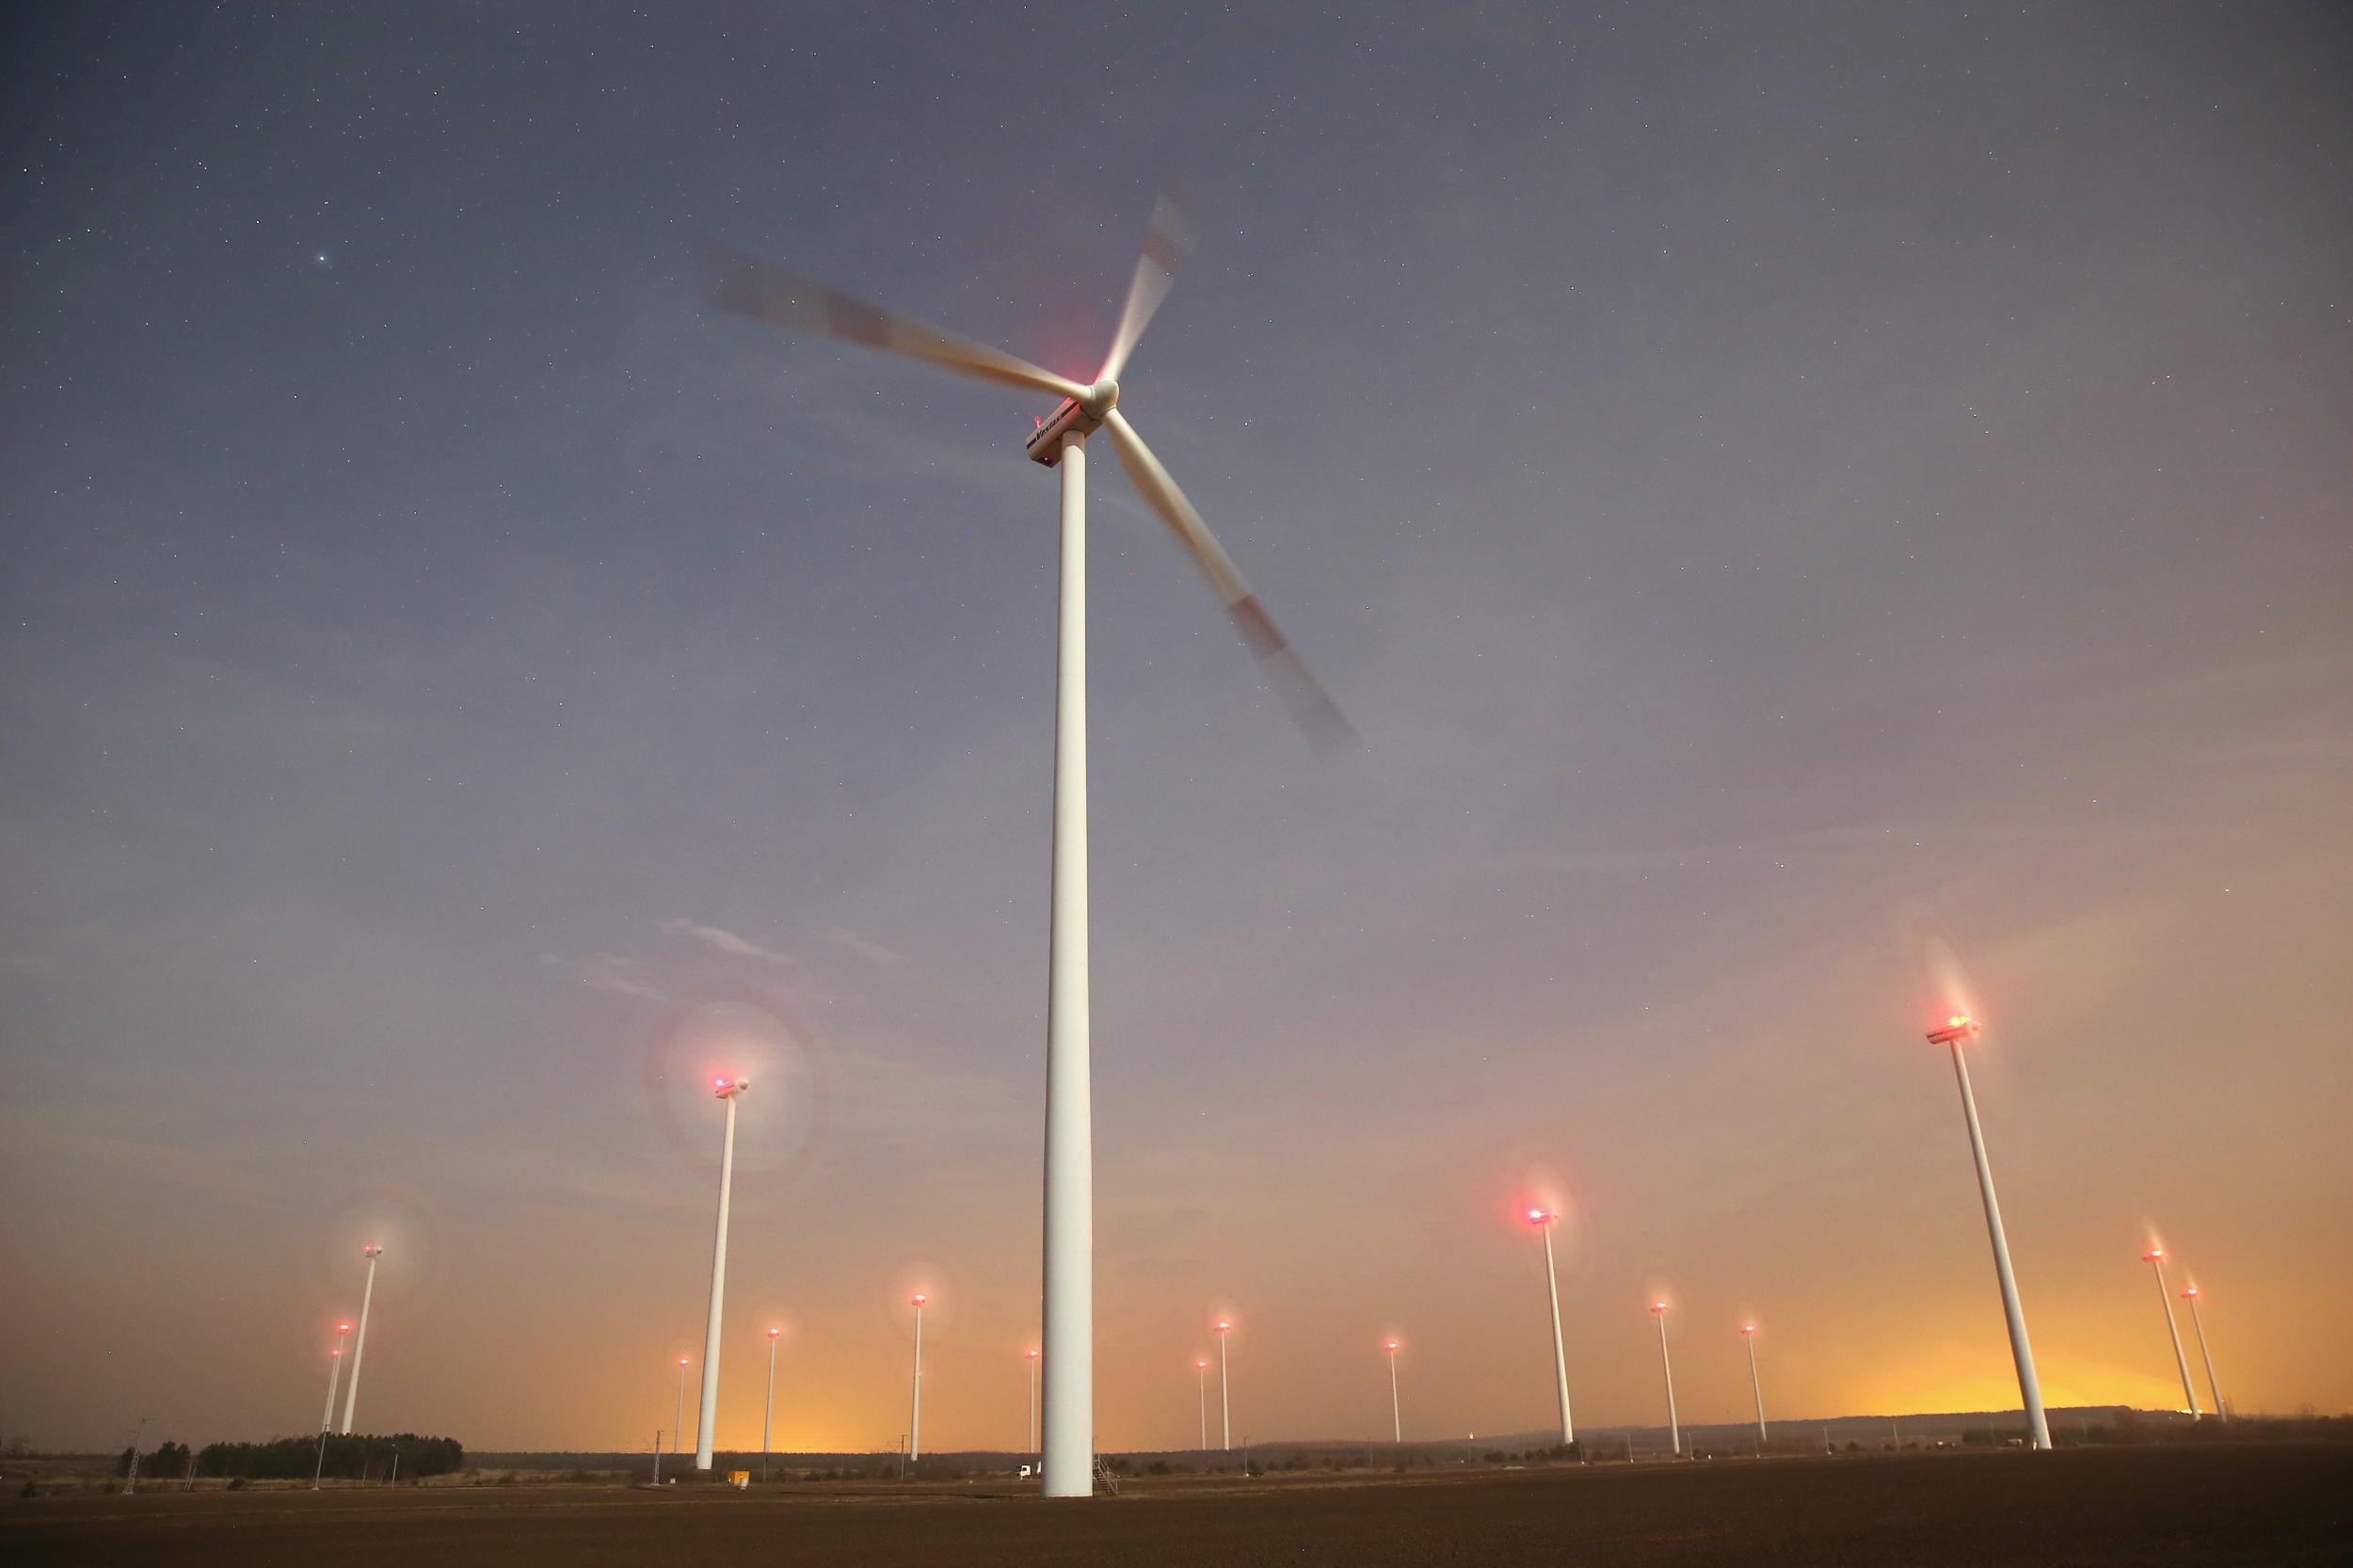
[4,3,2350,1454]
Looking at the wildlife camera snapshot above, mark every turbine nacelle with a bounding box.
[1026,379,1120,467]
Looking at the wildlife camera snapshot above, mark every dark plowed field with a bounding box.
[8,1445,2347,1566]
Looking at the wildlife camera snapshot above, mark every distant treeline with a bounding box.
[168,1433,464,1480]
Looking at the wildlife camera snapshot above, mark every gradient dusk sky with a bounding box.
[4,3,2349,1455]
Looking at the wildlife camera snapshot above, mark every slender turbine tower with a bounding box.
[340,1244,383,1435]
[908,1292,927,1463]
[1923,1015,2051,1449]
[1193,1359,1209,1450]
[320,1322,351,1432]
[762,1326,782,1481]
[707,204,1353,1499]
[674,1356,690,1467]
[1214,1319,1235,1451]
[1740,1323,1767,1448]
[1650,1302,1681,1457]
[1384,1339,1402,1444]
[1027,1347,1040,1455]
[2181,1285,2228,1421]
[1526,1208,1576,1446]
[695,1077,750,1470]
[2142,1248,2201,1417]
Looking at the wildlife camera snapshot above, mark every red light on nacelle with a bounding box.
[1194,1359,1209,1369]
[2144,1249,2165,1262]
[1027,1348,1039,1359]
[1651,1301,1670,1313]
[338,1323,352,1333]
[768,1327,782,1338]
[911,1292,927,1306]
[1214,1320,1232,1333]
[679,1356,690,1366]
[1741,1324,1756,1335]
[2182,1286,2200,1299]
[1385,1340,1400,1352]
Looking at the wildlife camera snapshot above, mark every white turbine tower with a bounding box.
[1525,1208,1575,1446]
[1740,1322,1767,1448]
[707,200,1353,1499]
[1650,1301,1680,1457]
[696,1077,750,1470]
[1384,1339,1402,1444]
[762,1326,782,1482]
[340,1244,382,1434]
[1193,1358,1209,1451]
[2181,1284,2228,1421]
[1028,1346,1041,1455]
[1924,1015,2051,1449]
[320,1322,351,1433]
[908,1291,927,1463]
[1214,1319,1235,1451]
[2142,1247,2201,1418]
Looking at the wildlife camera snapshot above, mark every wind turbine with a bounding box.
[320,1322,351,1433]
[1924,1015,2050,1448]
[762,1326,782,1482]
[1384,1339,1402,1444]
[696,1077,750,1469]
[1739,1322,1767,1448]
[1214,1318,1235,1451]
[1650,1301,1680,1457]
[706,200,1353,1499]
[908,1291,928,1463]
[340,1244,382,1435]
[2141,1247,2201,1418]
[1525,1208,1575,1446]
[1193,1358,1209,1450]
[2181,1284,2228,1421]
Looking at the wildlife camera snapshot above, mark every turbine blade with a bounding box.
[705,243,1087,402]
[1097,195,1195,383]
[1102,408,1357,754]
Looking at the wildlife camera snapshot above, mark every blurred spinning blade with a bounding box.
[1098,194,1195,382]
[1103,408,1356,754]
[705,244,1087,402]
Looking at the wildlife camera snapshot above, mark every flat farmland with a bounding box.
[8,1445,2347,1567]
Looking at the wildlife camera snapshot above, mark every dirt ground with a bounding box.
[6,1444,2346,1567]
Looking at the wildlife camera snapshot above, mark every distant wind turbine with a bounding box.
[696,1078,750,1469]
[1650,1301,1680,1457]
[1525,1208,1575,1446]
[2141,1247,2201,1418]
[1924,1015,2051,1449]
[708,196,1353,1501]
[340,1245,382,1435]
[2180,1284,2229,1421]
[320,1321,350,1433]
[1740,1322,1767,1448]
[909,1292,928,1462]
[1193,1358,1209,1451]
